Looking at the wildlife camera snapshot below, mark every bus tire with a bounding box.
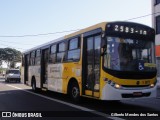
[70,81,80,102]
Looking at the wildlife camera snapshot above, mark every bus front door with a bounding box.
[41,49,49,89]
[83,35,101,98]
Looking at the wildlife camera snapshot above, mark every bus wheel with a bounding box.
[70,82,80,102]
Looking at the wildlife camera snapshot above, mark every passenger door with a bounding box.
[83,35,101,97]
[41,48,49,88]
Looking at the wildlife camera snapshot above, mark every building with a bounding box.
[152,0,160,77]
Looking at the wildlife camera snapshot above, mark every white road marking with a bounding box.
[6,84,125,120]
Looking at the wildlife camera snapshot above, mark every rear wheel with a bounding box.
[70,82,80,102]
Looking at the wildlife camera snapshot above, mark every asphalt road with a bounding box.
[0,78,160,120]
[0,79,111,120]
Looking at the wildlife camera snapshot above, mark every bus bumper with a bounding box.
[101,84,157,100]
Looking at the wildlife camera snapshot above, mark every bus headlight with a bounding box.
[104,78,121,89]
[114,84,121,89]
[150,79,157,88]
[150,84,155,88]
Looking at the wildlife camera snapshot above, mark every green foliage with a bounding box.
[0,67,6,74]
[0,48,22,68]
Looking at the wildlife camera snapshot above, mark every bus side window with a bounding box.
[35,49,41,65]
[49,44,56,63]
[56,42,66,63]
[67,37,80,61]
[30,51,35,66]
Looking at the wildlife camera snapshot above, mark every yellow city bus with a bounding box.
[21,21,157,102]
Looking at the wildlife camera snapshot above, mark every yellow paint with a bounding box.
[62,62,82,94]
[144,63,156,67]
[94,92,100,98]
[85,90,92,96]
[84,90,99,98]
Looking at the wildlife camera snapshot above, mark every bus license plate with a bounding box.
[133,92,142,96]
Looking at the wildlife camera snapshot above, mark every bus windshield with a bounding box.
[103,37,156,71]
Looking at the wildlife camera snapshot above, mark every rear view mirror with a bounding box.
[101,38,107,56]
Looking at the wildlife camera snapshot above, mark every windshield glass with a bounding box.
[8,70,20,74]
[104,37,156,71]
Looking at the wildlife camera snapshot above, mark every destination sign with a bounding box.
[105,22,155,40]
[113,25,147,35]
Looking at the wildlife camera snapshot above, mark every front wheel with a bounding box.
[70,82,80,102]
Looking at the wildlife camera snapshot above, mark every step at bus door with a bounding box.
[83,35,101,98]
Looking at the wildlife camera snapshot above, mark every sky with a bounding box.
[0,0,152,52]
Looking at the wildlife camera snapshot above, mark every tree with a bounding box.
[0,48,22,68]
